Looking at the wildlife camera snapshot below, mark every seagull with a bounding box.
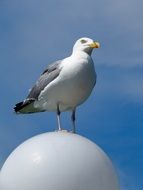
[14,37,100,133]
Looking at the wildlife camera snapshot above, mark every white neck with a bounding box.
[72,49,90,59]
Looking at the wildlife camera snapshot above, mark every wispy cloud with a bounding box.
[118,168,138,190]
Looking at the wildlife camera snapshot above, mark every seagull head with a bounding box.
[73,37,100,55]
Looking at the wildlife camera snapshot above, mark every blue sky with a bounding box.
[0,0,143,189]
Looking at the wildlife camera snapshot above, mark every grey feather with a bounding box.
[27,60,62,100]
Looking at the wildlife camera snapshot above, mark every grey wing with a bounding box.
[27,60,62,100]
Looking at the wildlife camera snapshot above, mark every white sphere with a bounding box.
[0,131,119,190]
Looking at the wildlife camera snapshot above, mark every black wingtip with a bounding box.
[14,99,36,114]
[14,101,24,113]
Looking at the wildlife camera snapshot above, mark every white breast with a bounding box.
[34,52,96,111]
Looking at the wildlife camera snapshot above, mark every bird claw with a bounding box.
[55,129,69,133]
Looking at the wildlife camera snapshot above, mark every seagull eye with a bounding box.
[80,39,87,44]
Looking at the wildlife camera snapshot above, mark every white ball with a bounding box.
[0,131,119,190]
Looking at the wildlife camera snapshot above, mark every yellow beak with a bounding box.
[89,42,100,48]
